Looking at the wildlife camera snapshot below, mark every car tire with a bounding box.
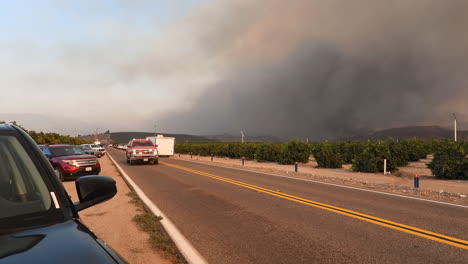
[153,159,158,165]
[54,167,64,182]
[129,160,135,165]
[126,158,130,164]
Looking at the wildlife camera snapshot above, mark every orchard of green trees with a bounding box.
[176,139,468,180]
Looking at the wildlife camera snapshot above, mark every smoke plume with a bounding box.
[151,0,468,140]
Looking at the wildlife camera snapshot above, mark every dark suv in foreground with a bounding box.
[0,124,126,263]
[39,145,101,181]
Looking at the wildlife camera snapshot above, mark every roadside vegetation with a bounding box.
[127,192,187,264]
[176,139,468,180]
[0,121,89,145]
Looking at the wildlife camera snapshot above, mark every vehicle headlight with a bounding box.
[62,160,76,166]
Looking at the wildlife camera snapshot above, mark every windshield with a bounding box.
[50,146,85,157]
[91,144,100,148]
[0,135,60,233]
[133,141,153,147]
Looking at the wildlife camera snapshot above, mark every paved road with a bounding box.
[107,148,467,264]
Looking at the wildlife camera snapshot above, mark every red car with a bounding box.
[126,139,159,165]
[39,144,101,181]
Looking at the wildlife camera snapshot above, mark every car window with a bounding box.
[0,135,52,219]
[50,146,85,157]
[132,141,153,147]
[40,147,53,157]
[91,144,100,148]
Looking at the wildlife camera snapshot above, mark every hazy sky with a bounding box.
[1,0,467,139]
[0,0,205,135]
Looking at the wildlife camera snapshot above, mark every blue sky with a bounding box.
[0,1,203,44]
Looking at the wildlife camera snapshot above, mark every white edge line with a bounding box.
[50,191,60,209]
[107,152,208,264]
[174,158,468,209]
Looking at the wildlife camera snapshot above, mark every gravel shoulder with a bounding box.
[63,154,170,264]
[171,154,468,205]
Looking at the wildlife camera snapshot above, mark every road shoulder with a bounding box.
[63,154,171,264]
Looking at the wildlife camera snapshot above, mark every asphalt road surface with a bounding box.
[107,148,467,264]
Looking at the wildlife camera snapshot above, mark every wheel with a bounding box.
[129,159,135,165]
[126,158,130,164]
[54,167,64,182]
[153,159,159,165]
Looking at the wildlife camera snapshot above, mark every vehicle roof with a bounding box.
[46,144,74,148]
[131,138,151,141]
[0,124,15,131]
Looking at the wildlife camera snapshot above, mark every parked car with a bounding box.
[78,145,95,155]
[0,124,126,264]
[126,138,158,165]
[81,144,106,158]
[39,144,101,181]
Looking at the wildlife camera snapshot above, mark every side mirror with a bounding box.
[73,176,117,212]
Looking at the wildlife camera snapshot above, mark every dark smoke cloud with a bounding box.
[155,0,468,140]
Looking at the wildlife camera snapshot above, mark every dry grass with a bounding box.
[127,192,187,264]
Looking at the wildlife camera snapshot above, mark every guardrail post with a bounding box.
[414,174,419,188]
[190,152,193,159]
[211,154,214,161]
[242,157,245,166]
[294,162,298,172]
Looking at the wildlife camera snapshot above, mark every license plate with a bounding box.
[85,167,92,172]
[143,158,148,162]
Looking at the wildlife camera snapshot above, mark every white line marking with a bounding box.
[50,192,60,209]
[107,152,207,264]
[172,158,468,209]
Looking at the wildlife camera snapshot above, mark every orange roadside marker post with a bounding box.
[414,174,419,188]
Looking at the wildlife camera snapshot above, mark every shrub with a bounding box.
[312,143,343,168]
[427,141,468,180]
[255,143,283,162]
[336,142,366,164]
[280,139,310,164]
[388,141,409,167]
[352,141,398,173]
[398,139,429,162]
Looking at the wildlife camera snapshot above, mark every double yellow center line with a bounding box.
[160,161,468,250]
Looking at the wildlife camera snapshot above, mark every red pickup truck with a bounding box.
[126,138,159,165]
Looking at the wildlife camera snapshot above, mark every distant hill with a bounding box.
[345,126,468,141]
[79,132,215,144]
[205,134,282,142]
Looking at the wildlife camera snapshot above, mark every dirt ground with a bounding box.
[63,155,170,264]
[172,154,468,205]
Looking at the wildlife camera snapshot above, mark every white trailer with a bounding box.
[146,135,175,157]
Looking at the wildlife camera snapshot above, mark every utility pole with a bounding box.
[94,128,99,143]
[453,113,457,142]
[154,124,157,138]
[240,131,245,144]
